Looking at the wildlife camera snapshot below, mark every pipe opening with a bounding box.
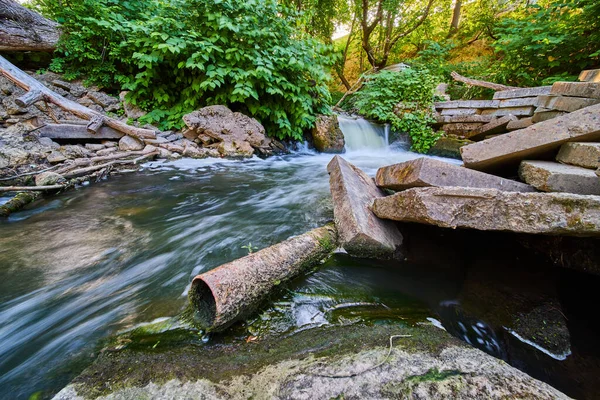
[190,279,217,329]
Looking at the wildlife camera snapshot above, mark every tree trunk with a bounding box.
[0,0,60,52]
[448,0,462,38]
[450,71,517,91]
[0,55,156,140]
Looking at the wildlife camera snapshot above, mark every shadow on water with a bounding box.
[0,149,599,399]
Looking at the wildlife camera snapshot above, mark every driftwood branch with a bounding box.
[86,115,105,134]
[15,89,43,107]
[335,69,373,108]
[0,55,156,140]
[0,0,60,52]
[450,71,517,91]
[62,151,158,178]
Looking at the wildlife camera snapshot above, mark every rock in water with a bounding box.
[376,157,535,192]
[371,186,600,236]
[118,135,145,151]
[327,155,403,258]
[311,114,345,153]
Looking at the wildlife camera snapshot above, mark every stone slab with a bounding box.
[579,69,600,83]
[461,103,600,171]
[481,106,535,117]
[535,95,600,112]
[466,115,518,140]
[441,123,483,135]
[327,155,403,258]
[556,142,600,169]
[38,124,124,140]
[506,117,534,131]
[434,100,499,109]
[371,186,600,236]
[551,82,600,99]
[434,115,494,124]
[532,110,565,123]
[375,157,535,192]
[440,108,480,116]
[519,160,600,195]
[493,86,552,100]
[498,97,539,108]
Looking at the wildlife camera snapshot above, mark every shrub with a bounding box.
[35,0,336,140]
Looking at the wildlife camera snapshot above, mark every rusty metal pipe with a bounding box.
[189,223,338,332]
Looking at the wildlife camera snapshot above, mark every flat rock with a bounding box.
[434,100,499,109]
[376,157,534,192]
[440,108,479,116]
[556,142,600,169]
[493,86,552,100]
[327,155,402,258]
[498,97,538,108]
[466,115,517,140]
[551,82,600,99]
[461,103,600,171]
[35,171,64,186]
[579,69,600,83]
[441,123,483,135]
[434,115,494,124]
[46,150,67,163]
[371,186,600,236]
[532,110,565,123]
[481,106,534,117]
[519,160,600,195]
[535,95,600,112]
[506,117,534,131]
[119,135,145,151]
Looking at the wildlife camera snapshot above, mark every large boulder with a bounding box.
[327,155,403,258]
[311,114,345,153]
[182,105,277,158]
[372,186,600,236]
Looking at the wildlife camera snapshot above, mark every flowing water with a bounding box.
[0,119,599,399]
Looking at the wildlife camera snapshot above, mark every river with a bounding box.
[0,120,599,399]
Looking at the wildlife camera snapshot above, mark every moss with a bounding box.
[72,322,461,398]
[405,367,465,383]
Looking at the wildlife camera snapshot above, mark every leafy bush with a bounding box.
[491,0,600,86]
[35,0,335,140]
[348,69,441,153]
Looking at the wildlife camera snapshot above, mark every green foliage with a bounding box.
[491,0,600,86]
[349,69,441,153]
[35,0,335,140]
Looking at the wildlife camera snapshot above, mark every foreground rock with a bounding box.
[461,103,600,171]
[556,142,600,169]
[519,160,600,195]
[327,156,403,258]
[375,158,534,192]
[189,224,337,332]
[372,187,600,236]
[311,114,345,153]
[182,105,281,157]
[53,323,569,400]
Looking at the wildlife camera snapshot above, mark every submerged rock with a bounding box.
[372,187,600,236]
[311,114,345,153]
[327,155,403,258]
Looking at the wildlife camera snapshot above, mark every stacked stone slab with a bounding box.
[432,87,550,140]
[532,82,600,122]
[579,69,600,83]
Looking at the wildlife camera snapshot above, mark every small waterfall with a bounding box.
[337,115,389,152]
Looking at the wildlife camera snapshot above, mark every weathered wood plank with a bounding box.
[38,124,124,140]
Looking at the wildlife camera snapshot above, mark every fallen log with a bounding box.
[0,0,60,52]
[62,151,158,178]
[0,55,156,140]
[450,71,517,91]
[0,191,40,217]
[189,223,338,332]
